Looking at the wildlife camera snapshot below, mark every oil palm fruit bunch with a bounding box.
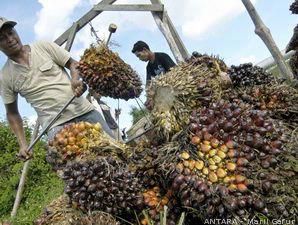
[62,157,144,217]
[77,44,143,100]
[224,83,298,124]
[48,121,129,160]
[35,195,120,225]
[146,58,223,140]
[171,99,288,220]
[290,0,298,14]
[129,144,158,172]
[140,186,179,225]
[189,99,285,181]
[130,156,162,190]
[228,63,274,87]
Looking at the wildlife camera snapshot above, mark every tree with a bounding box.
[129,106,148,125]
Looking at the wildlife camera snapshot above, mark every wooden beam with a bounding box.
[151,11,183,62]
[164,13,189,60]
[64,22,79,51]
[150,0,189,62]
[241,0,293,81]
[55,0,118,46]
[94,4,163,12]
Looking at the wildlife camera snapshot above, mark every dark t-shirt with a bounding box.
[146,52,176,82]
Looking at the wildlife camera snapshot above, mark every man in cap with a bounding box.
[132,40,176,85]
[0,17,115,160]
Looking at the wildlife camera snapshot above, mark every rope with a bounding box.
[134,97,152,127]
[116,99,120,141]
[89,22,102,44]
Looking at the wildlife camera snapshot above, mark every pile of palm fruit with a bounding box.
[290,0,298,14]
[77,44,143,100]
[39,50,297,224]
[224,83,298,125]
[224,62,298,126]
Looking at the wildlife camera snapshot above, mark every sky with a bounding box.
[0,0,296,133]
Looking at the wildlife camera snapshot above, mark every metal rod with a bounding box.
[106,32,113,46]
[117,99,120,141]
[11,121,40,218]
[27,95,76,153]
[125,125,155,144]
[106,23,117,46]
[134,97,151,125]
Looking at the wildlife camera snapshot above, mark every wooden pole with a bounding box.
[241,0,293,81]
[150,0,189,62]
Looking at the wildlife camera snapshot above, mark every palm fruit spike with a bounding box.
[146,57,225,140]
[77,43,143,100]
[189,52,228,74]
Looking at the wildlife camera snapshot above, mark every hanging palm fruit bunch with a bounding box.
[77,44,143,100]
[223,83,298,125]
[228,63,274,87]
[165,99,297,221]
[146,57,225,141]
[47,121,130,166]
[62,157,144,218]
[290,0,298,14]
[34,195,120,225]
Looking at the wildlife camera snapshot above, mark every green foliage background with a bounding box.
[129,106,148,125]
[0,121,64,225]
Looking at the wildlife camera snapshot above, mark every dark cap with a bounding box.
[132,41,150,53]
[0,17,17,30]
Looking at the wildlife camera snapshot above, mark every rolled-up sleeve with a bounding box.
[0,72,17,104]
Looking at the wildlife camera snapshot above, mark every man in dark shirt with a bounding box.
[131,41,176,84]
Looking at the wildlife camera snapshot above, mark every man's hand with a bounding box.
[65,58,87,97]
[71,79,86,97]
[17,145,32,161]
